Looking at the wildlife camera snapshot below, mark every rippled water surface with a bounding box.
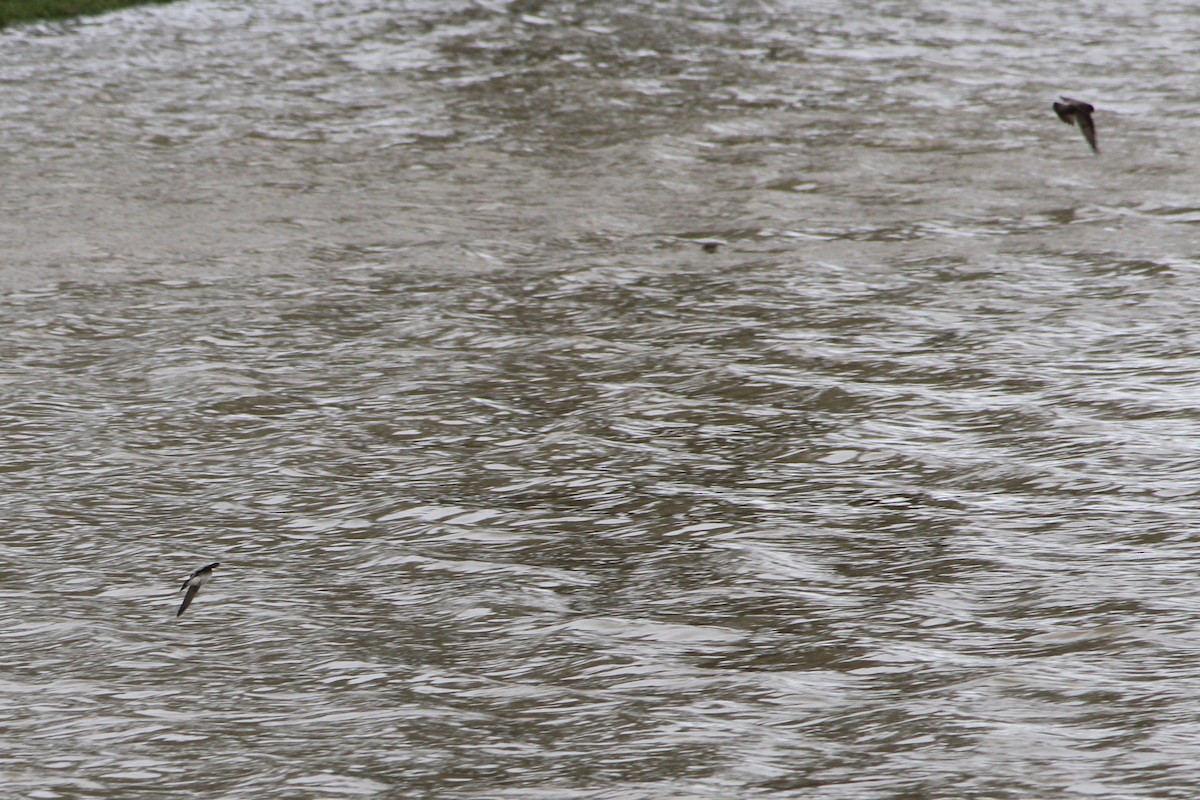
[5,1,1200,798]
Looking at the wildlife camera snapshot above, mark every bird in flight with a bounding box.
[1053,97,1098,153]
[177,562,220,617]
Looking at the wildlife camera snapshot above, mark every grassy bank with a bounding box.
[0,0,181,29]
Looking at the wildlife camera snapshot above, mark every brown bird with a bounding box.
[1053,97,1098,153]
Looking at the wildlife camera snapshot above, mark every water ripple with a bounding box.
[6,0,1200,798]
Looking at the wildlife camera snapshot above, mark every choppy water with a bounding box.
[4,1,1200,797]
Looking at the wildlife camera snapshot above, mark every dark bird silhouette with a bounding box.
[1053,97,1098,153]
[177,562,220,617]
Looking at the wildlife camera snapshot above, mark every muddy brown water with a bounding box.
[3,1,1200,798]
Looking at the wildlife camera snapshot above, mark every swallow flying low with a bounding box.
[1053,96,1098,153]
[177,562,220,617]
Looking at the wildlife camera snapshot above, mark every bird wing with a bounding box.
[177,585,199,617]
[1077,112,1098,152]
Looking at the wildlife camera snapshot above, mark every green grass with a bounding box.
[0,0,182,29]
